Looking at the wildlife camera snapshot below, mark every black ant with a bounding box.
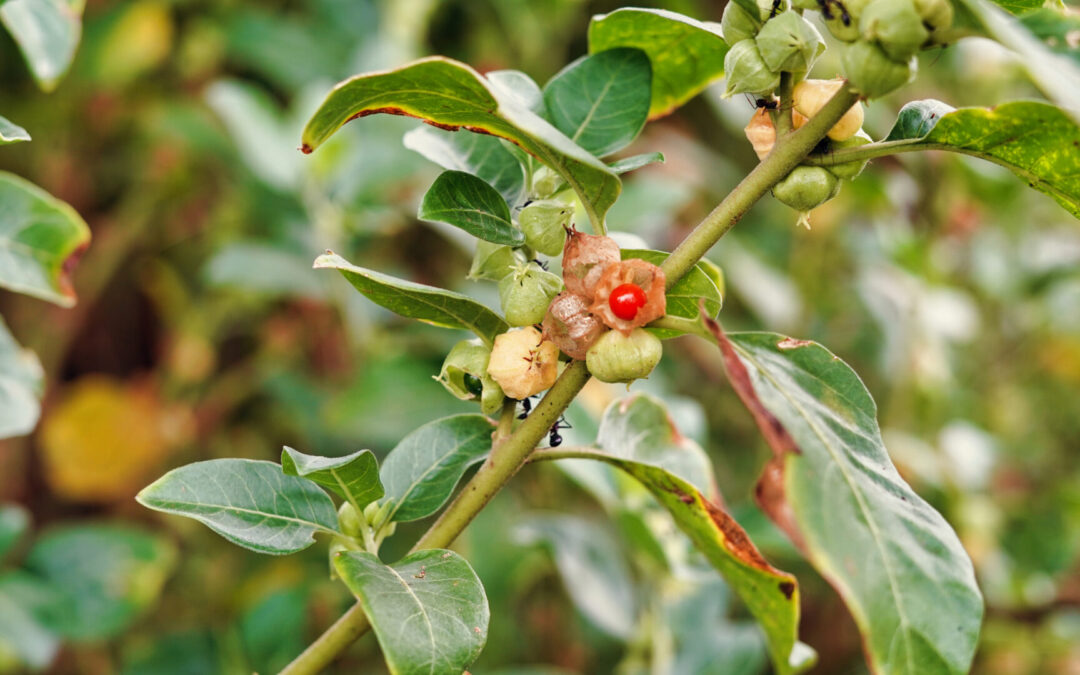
[548,416,571,447]
[531,258,549,271]
[769,0,784,18]
[518,396,533,420]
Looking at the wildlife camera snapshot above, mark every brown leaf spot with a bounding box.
[777,337,813,350]
[702,498,775,573]
[778,581,795,599]
[58,241,89,302]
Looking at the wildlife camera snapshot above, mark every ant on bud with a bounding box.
[518,396,533,420]
[531,258,550,271]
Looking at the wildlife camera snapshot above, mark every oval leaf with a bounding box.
[301,57,620,225]
[588,8,729,120]
[281,447,384,512]
[0,172,91,306]
[137,459,339,555]
[0,116,30,145]
[314,251,508,345]
[707,324,983,675]
[543,48,652,158]
[403,125,526,204]
[380,414,494,523]
[0,0,83,91]
[335,549,488,675]
[418,170,523,245]
[0,316,43,440]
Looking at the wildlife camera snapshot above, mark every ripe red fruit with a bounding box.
[609,283,648,321]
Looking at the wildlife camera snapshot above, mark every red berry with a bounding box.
[609,283,647,321]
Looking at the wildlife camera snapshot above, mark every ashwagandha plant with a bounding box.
[138,1,1080,673]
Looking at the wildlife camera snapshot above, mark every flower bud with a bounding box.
[338,502,363,538]
[589,259,667,335]
[723,39,781,98]
[792,79,864,141]
[486,326,560,399]
[586,328,663,384]
[755,11,825,74]
[437,339,505,414]
[859,0,929,62]
[823,0,872,42]
[541,291,605,360]
[469,240,526,281]
[562,228,621,298]
[824,130,872,180]
[841,41,916,98]
[772,165,841,212]
[721,1,763,45]
[519,200,571,256]
[499,262,563,327]
[531,165,563,199]
[914,0,953,32]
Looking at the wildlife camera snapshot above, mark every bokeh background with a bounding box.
[1,0,1079,673]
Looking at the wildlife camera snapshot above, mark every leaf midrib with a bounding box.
[141,496,337,534]
[385,564,438,673]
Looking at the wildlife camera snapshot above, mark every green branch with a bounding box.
[281,80,863,675]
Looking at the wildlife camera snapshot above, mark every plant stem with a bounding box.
[280,80,861,675]
[492,398,518,447]
[650,315,713,340]
[774,72,795,136]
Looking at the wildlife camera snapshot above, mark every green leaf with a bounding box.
[0,504,29,559]
[0,116,30,145]
[314,251,509,345]
[205,79,300,190]
[882,100,1080,219]
[609,151,664,174]
[403,125,527,204]
[707,325,983,675]
[380,415,493,523]
[334,549,489,675]
[0,0,83,91]
[588,8,729,120]
[0,572,59,669]
[485,70,545,116]
[137,459,339,555]
[280,447,384,512]
[988,0,1043,13]
[23,524,176,640]
[543,48,652,158]
[301,57,621,225]
[0,172,91,306]
[0,316,43,440]
[1018,8,1080,66]
[621,249,723,324]
[418,171,524,245]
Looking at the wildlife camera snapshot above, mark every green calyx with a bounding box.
[585,328,663,384]
[914,0,954,32]
[338,502,363,538]
[437,338,505,414]
[772,165,841,212]
[531,165,563,200]
[859,0,929,61]
[723,39,781,98]
[823,0,872,42]
[721,1,763,45]
[824,130,872,180]
[499,262,563,327]
[755,10,825,74]
[841,40,916,98]
[519,199,572,256]
[469,240,527,281]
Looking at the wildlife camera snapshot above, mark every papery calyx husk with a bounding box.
[721,1,763,45]
[585,328,663,384]
[792,79,864,141]
[841,40,916,98]
[541,291,605,361]
[859,0,929,62]
[755,10,825,74]
[486,326,559,399]
[531,165,563,199]
[589,259,667,336]
[723,39,781,98]
[469,240,526,281]
[562,228,621,298]
[499,262,563,327]
[823,0,873,42]
[914,0,954,32]
[437,338,505,414]
[745,107,777,160]
[772,165,841,212]
[519,199,571,256]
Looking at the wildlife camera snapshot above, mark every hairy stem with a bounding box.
[281,80,861,675]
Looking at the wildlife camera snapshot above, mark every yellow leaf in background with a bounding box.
[40,375,190,502]
[92,1,173,87]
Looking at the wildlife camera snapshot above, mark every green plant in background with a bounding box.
[125,0,1080,673]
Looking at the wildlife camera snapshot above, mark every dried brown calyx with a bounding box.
[561,227,621,298]
[541,291,605,361]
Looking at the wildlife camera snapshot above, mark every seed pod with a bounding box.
[841,41,916,98]
[531,165,563,199]
[721,1,763,45]
[499,262,563,327]
[914,0,953,32]
[824,130,872,180]
[859,0,929,62]
[469,240,526,281]
[755,11,825,74]
[824,0,872,42]
[586,328,663,384]
[437,339,505,414]
[772,165,841,212]
[338,503,363,538]
[723,39,781,98]
[486,326,559,399]
[562,228,621,298]
[519,199,572,256]
[792,79,865,141]
[541,291,605,360]
[589,259,667,335]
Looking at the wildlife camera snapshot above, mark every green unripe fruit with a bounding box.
[914,0,953,31]
[585,328,663,384]
[469,240,526,281]
[824,0,872,41]
[755,11,825,74]
[519,199,571,256]
[824,130,872,180]
[723,40,781,97]
[841,41,915,98]
[338,503,363,538]
[860,0,929,61]
[721,1,763,44]
[499,262,563,327]
[531,165,563,199]
[772,166,840,211]
[437,339,505,414]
